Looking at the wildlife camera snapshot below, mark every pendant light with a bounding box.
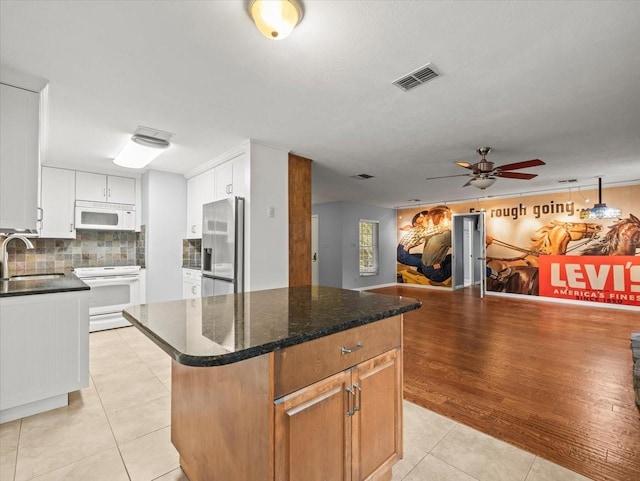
[248,0,303,40]
[579,177,621,220]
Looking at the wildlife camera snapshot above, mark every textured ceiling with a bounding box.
[1,1,639,208]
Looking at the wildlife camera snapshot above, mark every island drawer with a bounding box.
[273,315,401,398]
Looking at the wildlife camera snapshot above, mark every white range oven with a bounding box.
[74,265,141,332]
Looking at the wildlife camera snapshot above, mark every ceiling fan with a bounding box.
[425,147,546,189]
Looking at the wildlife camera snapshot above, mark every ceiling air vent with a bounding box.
[393,63,439,92]
[350,173,375,180]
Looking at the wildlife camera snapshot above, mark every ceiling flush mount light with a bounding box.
[469,176,497,190]
[113,127,173,169]
[248,0,303,40]
[579,177,622,220]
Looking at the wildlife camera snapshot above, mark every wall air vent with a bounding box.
[392,63,440,92]
[558,179,578,183]
[350,173,375,180]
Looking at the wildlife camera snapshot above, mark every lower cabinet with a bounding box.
[0,290,89,423]
[274,349,401,481]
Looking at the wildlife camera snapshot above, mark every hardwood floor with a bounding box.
[370,285,640,481]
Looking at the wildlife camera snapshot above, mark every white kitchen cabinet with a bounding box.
[40,166,76,238]
[214,154,247,201]
[185,169,215,238]
[0,83,40,233]
[0,290,89,423]
[75,172,135,204]
[182,268,202,299]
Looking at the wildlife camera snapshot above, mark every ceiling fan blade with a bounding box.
[462,179,473,187]
[425,173,471,180]
[495,159,545,171]
[496,171,538,180]
[454,161,474,169]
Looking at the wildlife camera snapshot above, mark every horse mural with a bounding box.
[487,221,602,295]
[581,214,640,256]
[530,220,602,255]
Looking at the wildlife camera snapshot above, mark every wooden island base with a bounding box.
[171,315,404,481]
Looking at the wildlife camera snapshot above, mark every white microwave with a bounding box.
[75,201,136,231]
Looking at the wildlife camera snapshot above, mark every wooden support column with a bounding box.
[288,153,312,286]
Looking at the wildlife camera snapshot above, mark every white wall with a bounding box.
[246,142,289,291]
[312,201,396,289]
[142,170,186,303]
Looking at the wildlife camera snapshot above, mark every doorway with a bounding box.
[452,212,486,298]
[311,215,318,285]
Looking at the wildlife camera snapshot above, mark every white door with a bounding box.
[463,218,474,287]
[311,215,319,285]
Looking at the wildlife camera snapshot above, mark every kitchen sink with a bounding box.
[8,273,66,281]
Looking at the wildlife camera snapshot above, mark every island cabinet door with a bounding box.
[274,370,352,481]
[351,348,402,481]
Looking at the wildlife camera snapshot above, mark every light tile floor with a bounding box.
[0,327,593,481]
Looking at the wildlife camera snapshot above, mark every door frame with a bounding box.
[451,212,486,298]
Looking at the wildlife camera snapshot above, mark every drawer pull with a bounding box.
[341,342,363,355]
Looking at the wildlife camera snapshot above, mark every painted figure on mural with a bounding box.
[396,208,449,268]
[416,206,453,283]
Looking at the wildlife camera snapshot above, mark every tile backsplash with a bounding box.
[2,230,141,275]
[183,238,201,268]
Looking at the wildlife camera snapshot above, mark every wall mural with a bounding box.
[396,184,640,307]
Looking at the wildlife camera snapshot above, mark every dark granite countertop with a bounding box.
[0,268,89,297]
[124,286,421,367]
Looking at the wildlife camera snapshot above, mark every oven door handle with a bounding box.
[81,275,139,284]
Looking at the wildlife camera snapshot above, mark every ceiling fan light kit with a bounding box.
[468,176,497,189]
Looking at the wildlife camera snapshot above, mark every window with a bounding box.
[359,220,379,276]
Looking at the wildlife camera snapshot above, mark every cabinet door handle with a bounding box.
[345,386,355,417]
[191,225,196,233]
[70,223,74,232]
[103,187,106,198]
[191,285,196,295]
[353,383,362,412]
[37,207,43,230]
[108,188,111,199]
[341,341,363,355]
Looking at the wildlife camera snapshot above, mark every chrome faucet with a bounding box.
[1,234,35,279]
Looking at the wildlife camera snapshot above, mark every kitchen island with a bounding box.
[124,285,421,481]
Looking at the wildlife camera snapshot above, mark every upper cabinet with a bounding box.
[76,172,135,205]
[40,167,76,239]
[214,154,246,201]
[186,169,215,238]
[0,83,40,233]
